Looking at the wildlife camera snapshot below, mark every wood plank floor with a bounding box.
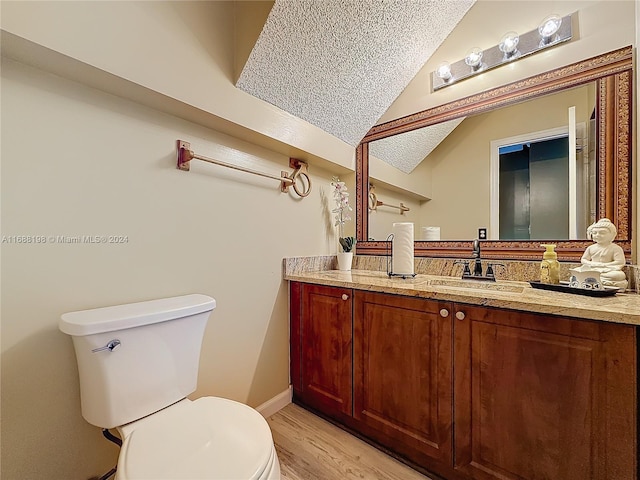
[266,403,434,480]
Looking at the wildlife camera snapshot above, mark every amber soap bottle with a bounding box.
[540,244,560,284]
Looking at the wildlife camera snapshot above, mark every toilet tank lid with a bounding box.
[59,294,216,336]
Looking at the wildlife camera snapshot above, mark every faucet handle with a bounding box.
[486,262,506,279]
[454,259,471,276]
[485,264,495,278]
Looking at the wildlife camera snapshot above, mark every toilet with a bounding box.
[59,294,281,480]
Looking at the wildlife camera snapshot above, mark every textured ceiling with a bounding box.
[236,0,475,147]
[369,117,465,174]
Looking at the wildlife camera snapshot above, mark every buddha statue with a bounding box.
[579,218,628,290]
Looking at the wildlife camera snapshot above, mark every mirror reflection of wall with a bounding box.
[367,82,595,241]
[367,183,420,241]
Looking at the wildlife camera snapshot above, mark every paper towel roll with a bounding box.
[421,226,440,241]
[392,222,414,275]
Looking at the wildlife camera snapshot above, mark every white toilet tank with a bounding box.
[59,294,216,429]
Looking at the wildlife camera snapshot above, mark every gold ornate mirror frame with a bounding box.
[356,46,633,261]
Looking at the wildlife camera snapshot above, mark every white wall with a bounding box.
[0,58,339,479]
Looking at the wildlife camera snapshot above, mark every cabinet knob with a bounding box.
[342,294,349,301]
[455,311,466,321]
[439,308,449,317]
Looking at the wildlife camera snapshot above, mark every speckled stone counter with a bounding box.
[283,257,640,326]
[284,255,640,289]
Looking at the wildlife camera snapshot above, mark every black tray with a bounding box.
[529,281,619,297]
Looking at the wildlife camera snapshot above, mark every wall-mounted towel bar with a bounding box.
[176,140,311,198]
[368,186,409,214]
[374,199,409,214]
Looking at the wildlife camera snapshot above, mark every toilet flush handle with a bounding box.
[91,339,121,353]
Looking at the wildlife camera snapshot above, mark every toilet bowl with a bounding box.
[116,398,280,480]
[59,294,281,479]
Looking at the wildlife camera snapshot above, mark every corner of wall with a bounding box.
[233,2,275,84]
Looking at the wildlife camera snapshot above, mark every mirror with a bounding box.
[367,83,596,241]
[356,46,632,261]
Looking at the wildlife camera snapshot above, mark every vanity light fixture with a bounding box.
[432,13,573,91]
[464,47,483,69]
[498,32,520,57]
[435,61,452,81]
[538,14,562,43]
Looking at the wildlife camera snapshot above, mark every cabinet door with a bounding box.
[353,291,453,466]
[295,283,353,419]
[453,304,636,480]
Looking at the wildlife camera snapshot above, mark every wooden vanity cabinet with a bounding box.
[290,282,637,480]
[452,304,637,480]
[291,283,456,473]
[290,282,353,422]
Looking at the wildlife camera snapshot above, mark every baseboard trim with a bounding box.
[256,385,292,418]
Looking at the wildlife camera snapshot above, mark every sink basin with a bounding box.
[426,278,525,294]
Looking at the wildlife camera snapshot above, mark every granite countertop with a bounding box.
[284,269,640,326]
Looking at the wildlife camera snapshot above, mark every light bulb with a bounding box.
[436,61,452,80]
[539,14,562,42]
[499,31,519,56]
[465,47,483,69]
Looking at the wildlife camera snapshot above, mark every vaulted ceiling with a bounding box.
[236,0,475,149]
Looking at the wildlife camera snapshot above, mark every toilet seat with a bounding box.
[115,397,279,480]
